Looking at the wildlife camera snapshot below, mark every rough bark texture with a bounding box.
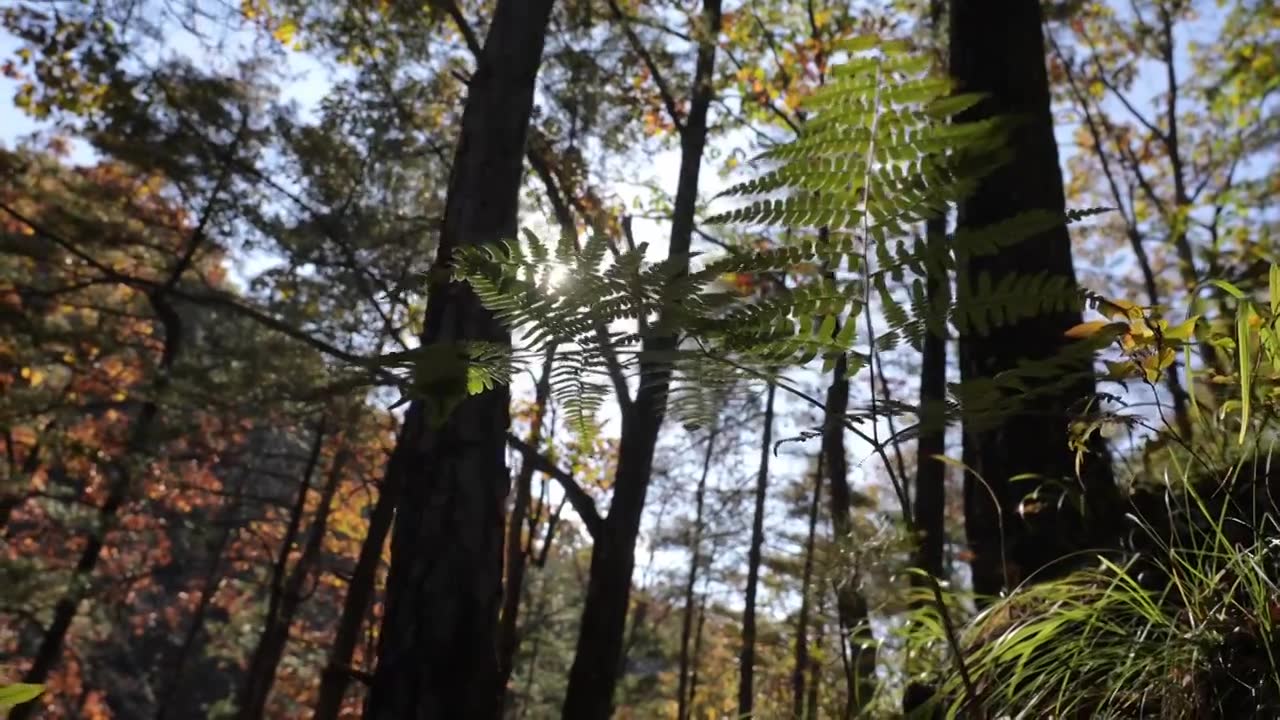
[237,444,349,720]
[821,354,877,715]
[560,0,721,716]
[312,469,395,720]
[950,0,1118,597]
[738,385,775,717]
[364,1,554,716]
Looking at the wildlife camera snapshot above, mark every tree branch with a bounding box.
[506,433,603,538]
[605,0,687,135]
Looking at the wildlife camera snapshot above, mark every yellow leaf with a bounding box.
[273,20,297,45]
[1163,315,1200,342]
[1064,320,1124,339]
[1097,297,1140,320]
[1104,360,1137,380]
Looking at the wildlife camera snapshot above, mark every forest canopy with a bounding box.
[0,0,1278,718]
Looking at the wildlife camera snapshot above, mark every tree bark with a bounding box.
[312,468,396,720]
[677,426,719,720]
[951,0,1119,598]
[363,0,554,717]
[237,442,350,720]
[738,384,776,717]
[912,214,949,582]
[257,419,328,664]
[821,353,877,715]
[791,458,824,719]
[560,0,721,716]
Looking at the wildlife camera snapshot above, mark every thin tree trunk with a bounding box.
[687,592,709,716]
[560,0,721,715]
[156,474,243,720]
[496,347,554,713]
[0,427,47,534]
[792,458,824,719]
[1046,34,1194,438]
[821,353,877,715]
[951,0,1119,598]
[12,295,185,720]
[676,426,718,720]
[260,419,328,652]
[738,384,776,717]
[806,602,824,720]
[313,466,398,720]
[516,563,554,720]
[913,214,949,582]
[364,0,554,717]
[237,443,351,720]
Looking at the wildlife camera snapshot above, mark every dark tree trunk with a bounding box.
[912,214,949,582]
[950,0,1118,597]
[792,459,824,719]
[313,468,396,720]
[496,348,554,714]
[821,354,877,715]
[738,384,776,717]
[364,1,554,717]
[237,443,350,720]
[256,419,328,668]
[677,427,719,720]
[560,0,721,715]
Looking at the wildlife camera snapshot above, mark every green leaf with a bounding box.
[1209,278,1247,300]
[1163,315,1199,342]
[1270,263,1280,316]
[0,684,43,710]
[1238,302,1253,445]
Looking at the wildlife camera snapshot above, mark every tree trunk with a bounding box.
[560,0,721,715]
[687,592,709,716]
[677,426,719,720]
[257,419,328,664]
[792,458,824,719]
[237,443,350,720]
[806,603,824,720]
[363,0,554,717]
[912,214,949,582]
[0,427,47,534]
[156,475,243,720]
[312,468,396,720]
[11,296,185,720]
[821,354,877,715]
[738,384,776,717]
[496,348,554,713]
[950,0,1118,598]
